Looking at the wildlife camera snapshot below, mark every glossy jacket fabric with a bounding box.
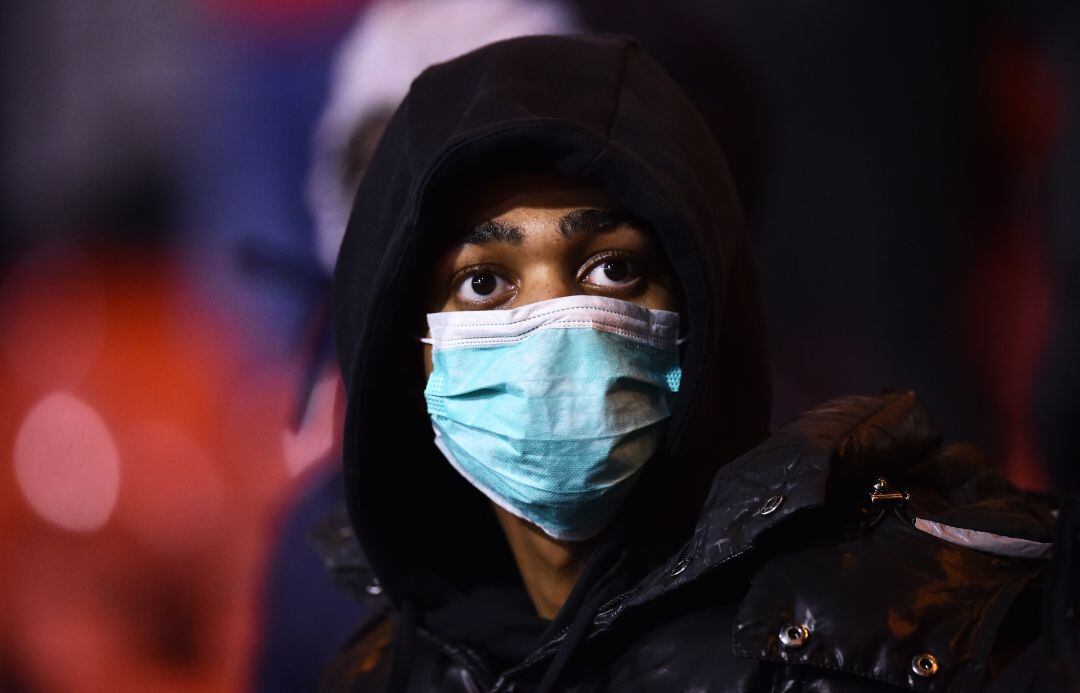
[323,392,1053,691]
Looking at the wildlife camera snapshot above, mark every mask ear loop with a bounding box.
[676,312,689,346]
[413,310,434,345]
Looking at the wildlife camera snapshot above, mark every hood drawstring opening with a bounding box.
[388,601,418,693]
[536,600,592,693]
[536,545,628,693]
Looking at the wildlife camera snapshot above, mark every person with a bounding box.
[326,35,1059,691]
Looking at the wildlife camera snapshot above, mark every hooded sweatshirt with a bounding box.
[332,32,770,679]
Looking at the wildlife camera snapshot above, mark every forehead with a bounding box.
[449,173,614,230]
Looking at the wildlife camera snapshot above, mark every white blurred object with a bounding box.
[14,392,121,532]
[306,0,580,273]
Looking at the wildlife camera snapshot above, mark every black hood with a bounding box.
[332,34,770,620]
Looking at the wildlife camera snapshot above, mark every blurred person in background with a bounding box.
[324,35,1064,691]
[0,1,355,691]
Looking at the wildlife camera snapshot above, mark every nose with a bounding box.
[513,264,579,306]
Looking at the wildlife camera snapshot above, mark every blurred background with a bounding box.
[1,1,1076,691]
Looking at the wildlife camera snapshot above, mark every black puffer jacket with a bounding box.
[322,392,1055,691]
[327,35,1056,691]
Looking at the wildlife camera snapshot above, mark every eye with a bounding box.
[454,269,514,304]
[582,256,641,288]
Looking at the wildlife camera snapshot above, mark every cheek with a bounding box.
[423,343,434,379]
[642,282,681,313]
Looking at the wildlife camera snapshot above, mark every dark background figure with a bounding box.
[1029,0,1080,684]
[578,0,1073,489]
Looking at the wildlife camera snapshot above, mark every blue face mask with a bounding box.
[424,295,682,541]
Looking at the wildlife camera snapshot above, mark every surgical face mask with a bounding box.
[423,295,682,541]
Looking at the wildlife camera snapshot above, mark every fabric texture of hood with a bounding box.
[332,34,771,625]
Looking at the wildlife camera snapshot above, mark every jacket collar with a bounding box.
[600,390,941,626]
[502,393,938,677]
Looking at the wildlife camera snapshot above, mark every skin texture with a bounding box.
[423,173,679,619]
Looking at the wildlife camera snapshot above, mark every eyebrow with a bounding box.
[461,220,525,245]
[558,208,627,238]
[460,208,633,246]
